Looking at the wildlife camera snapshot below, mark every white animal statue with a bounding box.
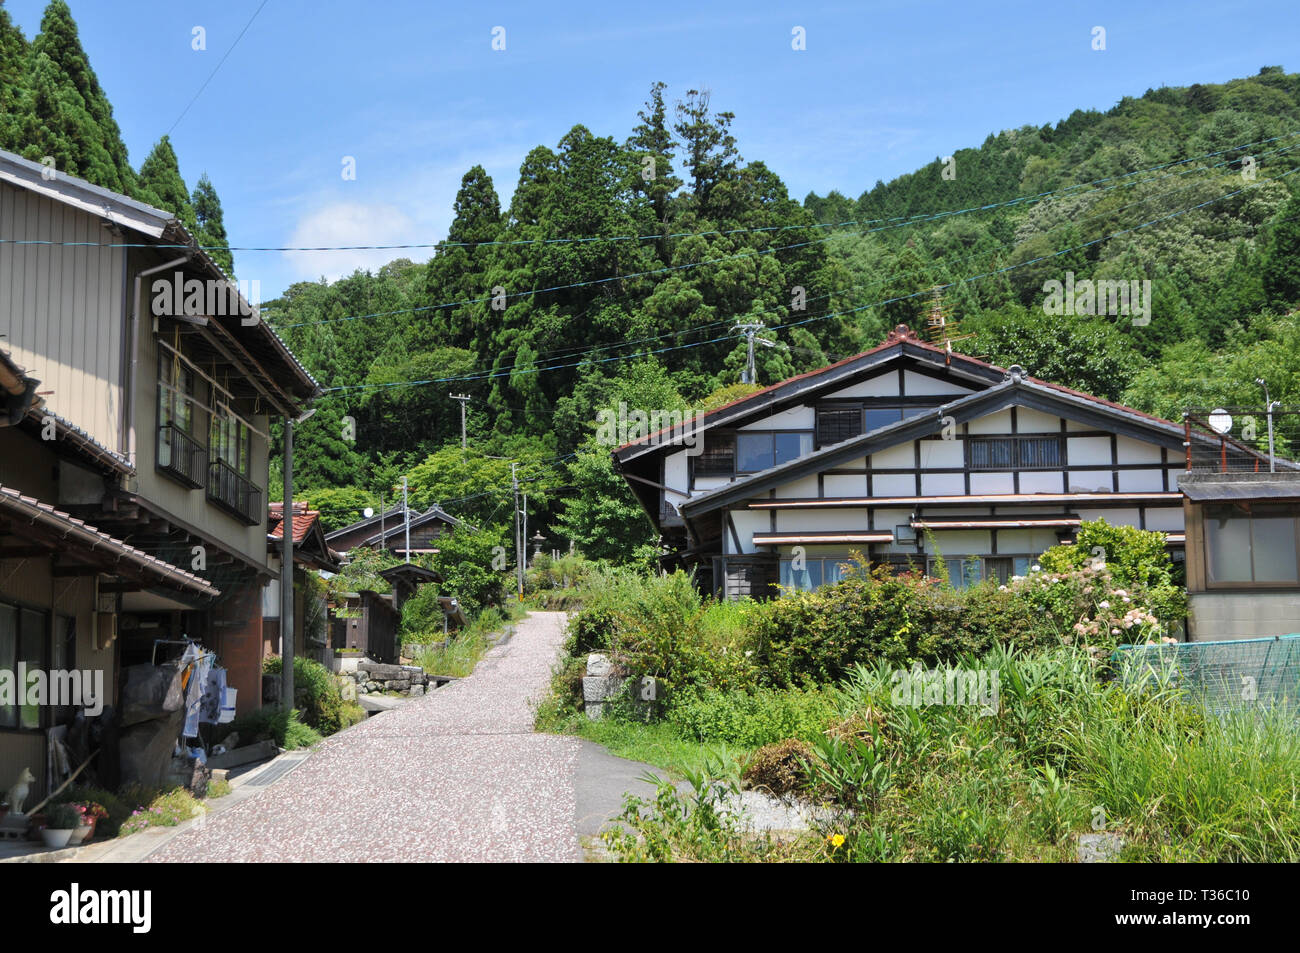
[5,767,35,816]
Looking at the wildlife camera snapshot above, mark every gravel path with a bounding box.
[146,611,582,862]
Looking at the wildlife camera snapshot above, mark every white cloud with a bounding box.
[281,202,422,282]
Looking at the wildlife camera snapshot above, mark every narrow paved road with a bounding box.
[147,611,593,862]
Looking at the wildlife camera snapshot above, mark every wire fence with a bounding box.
[1183,406,1300,473]
[1116,634,1300,715]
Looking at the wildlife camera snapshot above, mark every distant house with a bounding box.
[614,325,1196,601]
[0,149,318,798]
[263,502,341,665]
[326,503,471,559]
[1178,408,1300,640]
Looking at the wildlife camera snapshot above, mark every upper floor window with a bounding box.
[158,354,196,434]
[816,403,932,447]
[210,411,252,477]
[736,431,813,472]
[968,435,1064,470]
[695,433,735,477]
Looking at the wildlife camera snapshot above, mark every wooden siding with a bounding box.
[0,183,126,452]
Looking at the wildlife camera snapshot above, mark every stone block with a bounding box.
[118,709,185,788]
[586,653,613,678]
[358,662,404,680]
[119,663,183,727]
[1077,832,1125,863]
[410,685,425,697]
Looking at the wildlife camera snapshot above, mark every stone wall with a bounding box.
[343,662,432,698]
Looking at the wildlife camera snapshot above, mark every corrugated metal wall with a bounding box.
[0,182,126,452]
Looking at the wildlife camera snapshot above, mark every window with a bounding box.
[927,556,984,590]
[0,601,47,730]
[736,431,813,472]
[1204,505,1300,586]
[210,412,252,476]
[779,556,850,591]
[695,433,735,477]
[157,354,195,434]
[817,405,862,446]
[969,435,1064,470]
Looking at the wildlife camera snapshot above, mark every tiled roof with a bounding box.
[0,483,219,597]
[268,501,320,543]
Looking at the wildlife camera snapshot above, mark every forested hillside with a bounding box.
[6,0,1300,564]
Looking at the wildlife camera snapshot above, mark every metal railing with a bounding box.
[206,459,262,524]
[156,424,206,488]
[1183,406,1300,473]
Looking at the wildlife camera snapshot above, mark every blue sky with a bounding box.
[7,0,1298,297]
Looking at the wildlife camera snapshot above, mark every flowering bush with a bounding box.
[1000,559,1166,649]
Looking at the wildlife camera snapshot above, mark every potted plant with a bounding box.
[72,801,107,843]
[42,803,81,848]
[66,802,102,844]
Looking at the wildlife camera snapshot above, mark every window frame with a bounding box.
[735,430,814,474]
[1203,503,1300,589]
[967,434,1066,471]
[0,598,49,732]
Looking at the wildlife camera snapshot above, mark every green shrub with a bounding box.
[262,656,352,735]
[1037,519,1187,625]
[668,686,838,748]
[217,705,322,750]
[398,584,447,642]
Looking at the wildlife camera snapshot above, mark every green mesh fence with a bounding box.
[1115,635,1300,715]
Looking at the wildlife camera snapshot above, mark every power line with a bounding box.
[5,129,1292,253]
[271,134,1300,331]
[166,0,272,137]
[309,154,1297,395]
[317,164,1300,396]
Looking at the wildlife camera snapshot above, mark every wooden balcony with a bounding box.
[206,459,262,525]
[156,424,207,488]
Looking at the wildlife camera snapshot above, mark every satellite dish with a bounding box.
[363,507,375,518]
[1208,409,1233,435]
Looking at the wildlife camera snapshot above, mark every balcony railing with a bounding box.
[206,459,262,525]
[157,424,206,488]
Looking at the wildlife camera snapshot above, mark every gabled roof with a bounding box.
[614,325,1179,466]
[678,369,1191,518]
[269,501,341,570]
[613,325,1002,463]
[0,148,320,407]
[360,504,470,547]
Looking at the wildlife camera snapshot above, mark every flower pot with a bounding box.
[41,827,73,849]
[67,821,93,845]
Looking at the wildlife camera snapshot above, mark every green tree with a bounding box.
[192,173,234,275]
[135,136,197,230]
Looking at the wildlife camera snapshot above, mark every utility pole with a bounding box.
[521,492,528,572]
[1257,378,1278,472]
[450,394,470,449]
[511,462,523,597]
[280,416,294,711]
[734,321,764,384]
[402,475,410,563]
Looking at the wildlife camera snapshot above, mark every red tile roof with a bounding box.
[268,501,320,544]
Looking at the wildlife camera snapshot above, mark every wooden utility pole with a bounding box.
[511,462,523,597]
[450,394,470,449]
[402,475,410,564]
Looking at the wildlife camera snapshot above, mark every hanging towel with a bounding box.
[183,652,213,738]
[200,667,227,724]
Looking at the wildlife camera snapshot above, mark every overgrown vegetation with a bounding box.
[408,603,526,678]
[535,523,1298,862]
[262,656,366,736]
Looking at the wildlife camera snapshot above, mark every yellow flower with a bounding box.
[827,833,845,848]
